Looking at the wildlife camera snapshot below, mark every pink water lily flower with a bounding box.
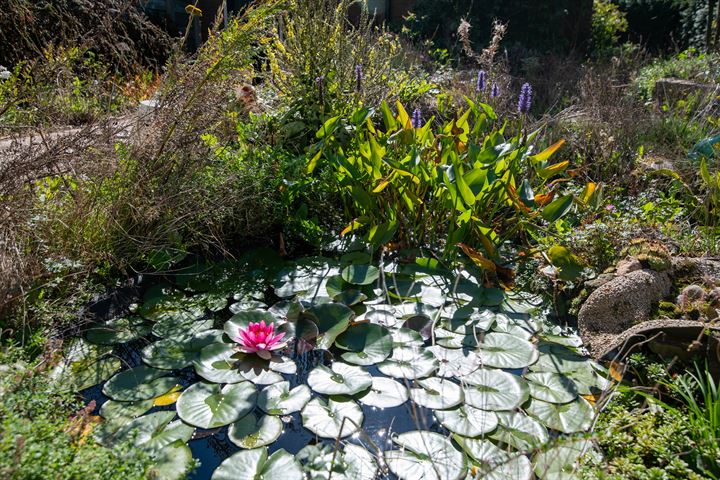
[235,320,286,360]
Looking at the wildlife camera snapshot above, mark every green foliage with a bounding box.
[308,100,594,255]
[592,0,629,57]
[635,49,720,101]
[0,347,152,480]
[616,0,699,51]
[264,0,431,149]
[580,390,707,479]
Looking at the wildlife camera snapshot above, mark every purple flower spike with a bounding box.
[491,82,500,99]
[316,75,325,98]
[411,108,423,128]
[476,70,486,93]
[518,82,533,114]
[354,64,363,92]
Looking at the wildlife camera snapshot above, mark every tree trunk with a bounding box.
[707,0,716,49]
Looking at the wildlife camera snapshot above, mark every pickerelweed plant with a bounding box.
[307,99,599,262]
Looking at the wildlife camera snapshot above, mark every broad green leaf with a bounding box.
[385,431,466,480]
[542,195,574,222]
[257,381,311,415]
[212,448,303,480]
[176,381,256,429]
[377,346,437,379]
[526,397,594,434]
[409,377,464,409]
[525,372,579,404]
[301,396,364,438]
[435,405,498,437]
[307,362,372,395]
[102,365,180,402]
[228,413,283,449]
[356,376,409,408]
[460,368,529,411]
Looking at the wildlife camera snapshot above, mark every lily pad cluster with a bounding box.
[66,253,611,479]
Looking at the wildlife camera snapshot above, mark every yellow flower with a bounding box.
[185,4,203,17]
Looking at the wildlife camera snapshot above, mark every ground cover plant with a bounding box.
[1,0,720,479]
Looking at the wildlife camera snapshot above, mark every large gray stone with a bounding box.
[578,269,671,334]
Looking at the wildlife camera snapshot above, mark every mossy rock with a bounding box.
[622,239,671,272]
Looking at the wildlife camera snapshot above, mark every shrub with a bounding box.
[0,347,152,479]
[592,0,629,57]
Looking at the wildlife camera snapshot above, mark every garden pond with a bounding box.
[49,248,612,479]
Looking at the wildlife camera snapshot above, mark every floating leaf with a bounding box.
[533,439,594,480]
[98,411,194,455]
[547,246,584,282]
[51,356,121,393]
[377,346,437,379]
[176,381,256,429]
[455,437,533,480]
[301,396,364,438]
[148,441,194,480]
[477,332,538,369]
[86,317,150,345]
[228,413,283,449]
[435,405,498,437]
[525,372,579,404]
[341,264,379,286]
[526,397,594,434]
[257,381,311,415]
[305,303,354,350]
[356,376,409,408]
[152,316,213,339]
[142,329,223,370]
[99,399,153,422]
[102,365,180,402]
[460,369,529,411]
[307,362,372,396]
[490,411,549,451]
[194,342,247,384]
[410,377,464,409]
[385,431,466,480]
[427,346,481,378]
[335,323,392,365]
[153,385,183,406]
[531,344,588,374]
[297,443,377,480]
[212,447,303,480]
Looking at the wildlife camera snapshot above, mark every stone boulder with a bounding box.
[578,269,672,334]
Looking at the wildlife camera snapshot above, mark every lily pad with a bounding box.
[194,342,247,384]
[427,346,481,378]
[51,355,121,393]
[409,377,464,409]
[385,431,466,480]
[212,447,303,480]
[304,303,354,350]
[301,396,364,438]
[142,329,223,370]
[86,317,151,345]
[455,436,533,480]
[341,264,379,286]
[530,344,588,374]
[490,411,549,451]
[307,362,372,396]
[103,365,180,402]
[147,441,194,480]
[228,413,283,449]
[335,323,392,365]
[357,376,409,408]
[152,315,213,339]
[98,411,194,454]
[297,443,377,480]
[257,381,311,415]
[525,372,579,404]
[460,369,529,411]
[477,332,538,369]
[526,397,594,434]
[435,405,498,437]
[223,310,278,339]
[176,381,256,429]
[99,398,154,422]
[377,347,438,379]
[533,439,594,480]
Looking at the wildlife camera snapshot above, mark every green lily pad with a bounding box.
[301,396,364,438]
[455,437,533,480]
[304,303,354,350]
[460,369,529,411]
[410,377,464,409]
[377,346,438,379]
[341,264,379,286]
[307,362,372,396]
[176,381,256,429]
[99,398,154,422]
[364,308,403,328]
[297,443,377,480]
[212,447,303,480]
[194,342,247,384]
[152,315,213,339]
[86,317,151,345]
[385,431,467,480]
[335,323,392,365]
[257,381,311,415]
[356,376,408,408]
[390,327,425,346]
[50,355,121,393]
[147,441,194,480]
[530,344,589,374]
[102,365,180,402]
[533,439,594,480]
[223,310,278,338]
[228,413,283,449]
[97,411,194,454]
[490,411,549,451]
[477,332,538,369]
[427,346,481,378]
[525,372,579,404]
[142,329,223,370]
[435,405,498,437]
[526,397,594,434]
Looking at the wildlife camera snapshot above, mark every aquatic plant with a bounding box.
[233,320,287,359]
